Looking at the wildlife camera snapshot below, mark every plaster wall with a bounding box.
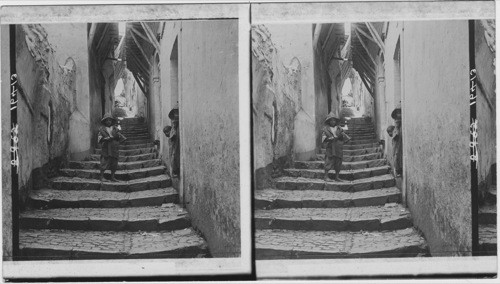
[179,20,240,257]
[14,24,89,209]
[2,25,13,260]
[43,23,91,160]
[156,22,181,175]
[266,24,316,161]
[377,22,403,167]
[252,24,316,189]
[474,20,496,193]
[402,20,471,255]
[88,42,105,150]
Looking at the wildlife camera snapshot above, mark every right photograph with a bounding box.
[252,20,496,259]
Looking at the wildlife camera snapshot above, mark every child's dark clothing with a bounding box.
[322,125,349,172]
[98,125,126,173]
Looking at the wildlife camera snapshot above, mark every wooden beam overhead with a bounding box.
[140,22,161,52]
[130,30,152,66]
[327,37,341,64]
[355,26,378,45]
[321,24,336,51]
[359,72,374,97]
[88,23,97,49]
[132,72,147,97]
[354,28,377,66]
[96,24,110,51]
[128,51,150,79]
[131,26,156,48]
[358,54,376,77]
[313,24,322,50]
[365,22,385,55]
[97,35,114,65]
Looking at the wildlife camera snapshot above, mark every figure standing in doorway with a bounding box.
[163,104,180,178]
[98,114,127,182]
[389,108,403,177]
[322,113,351,182]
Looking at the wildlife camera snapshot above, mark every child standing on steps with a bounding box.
[98,114,127,182]
[322,113,351,182]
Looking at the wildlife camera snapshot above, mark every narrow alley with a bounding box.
[255,117,428,259]
[20,117,208,259]
[3,19,241,261]
[252,20,496,259]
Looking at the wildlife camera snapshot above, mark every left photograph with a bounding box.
[2,20,240,260]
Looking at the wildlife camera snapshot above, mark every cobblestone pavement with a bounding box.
[69,159,162,170]
[478,195,497,255]
[60,166,166,180]
[255,187,400,209]
[30,188,178,208]
[320,146,381,156]
[284,166,390,181]
[255,228,428,259]
[22,205,186,221]
[20,228,208,259]
[275,174,395,192]
[50,175,171,192]
[316,152,382,162]
[479,224,497,249]
[254,205,411,231]
[89,153,157,162]
[295,158,387,170]
[255,118,429,259]
[21,119,210,259]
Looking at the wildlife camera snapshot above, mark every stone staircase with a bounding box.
[19,117,209,260]
[478,184,497,255]
[255,117,429,259]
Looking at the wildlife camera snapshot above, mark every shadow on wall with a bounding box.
[252,25,306,190]
[15,24,85,210]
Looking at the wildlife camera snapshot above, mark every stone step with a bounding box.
[255,203,412,231]
[96,139,152,147]
[120,133,150,139]
[345,123,373,127]
[345,129,375,134]
[120,130,150,135]
[345,134,376,140]
[275,174,395,192]
[254,187,401,209]
[482,185,497,205]
[29,188,179,209]
[88,153,157,163]
[121,126,149,131]
[20,205,190,232]
[255,228,428,259]
[50,175,171,192]
[478,224,497,256]
[284,165,391,181]
[120,134,151,139]
[95,147,156,156]
[60,166,166,181]
[19,228,208,260]
[479,205,497,225]
[345,139,378,145]
[346,117,373,124]
[295,158,387,171]
[121,138,152,145]
[316,152,383,162]
[344,127,374,132]
[69,159,162,171]
[96,143,155,150]
[343,143,380,150]
[320,147,381,156]
[120,117,145,124]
